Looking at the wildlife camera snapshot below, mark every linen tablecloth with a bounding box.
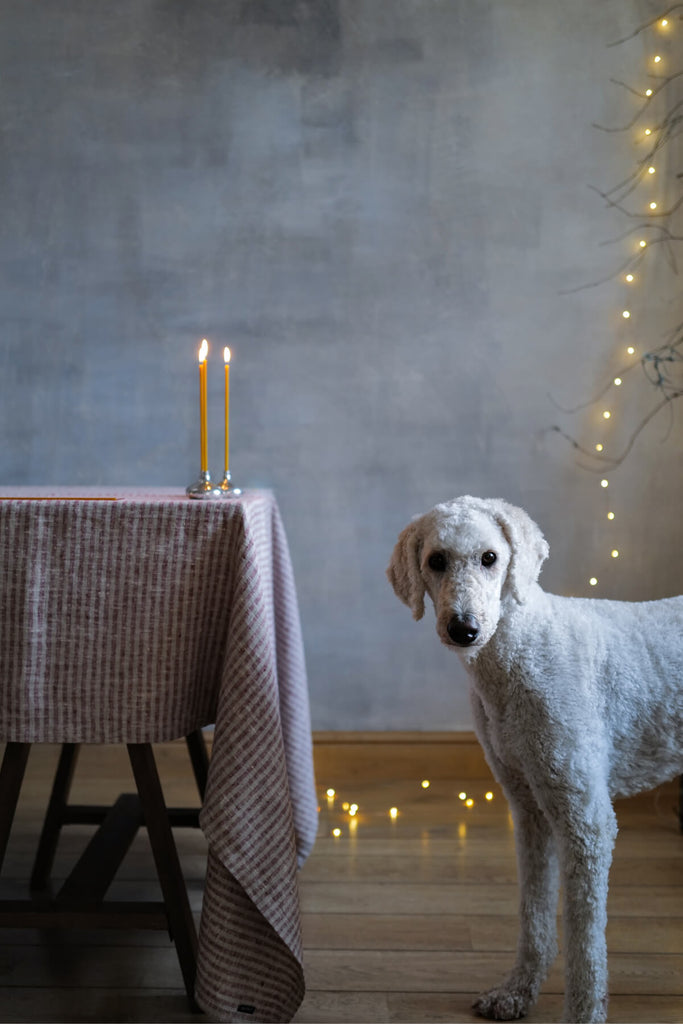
[0,486,318,1022]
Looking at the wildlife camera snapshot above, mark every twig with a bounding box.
[548,360,641,414]
[607,4,683,47]
[551,392,682,471]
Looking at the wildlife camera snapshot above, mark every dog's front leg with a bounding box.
[552,792,617,1024]
[473,786,559,1021]
[471,698,559,1020]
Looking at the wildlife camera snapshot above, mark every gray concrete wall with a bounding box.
[2,0,681,729]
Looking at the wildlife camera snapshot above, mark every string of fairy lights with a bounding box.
[322,781,496,839]
[567,11,682,592]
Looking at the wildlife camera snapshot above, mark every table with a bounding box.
[0,487,318,1022]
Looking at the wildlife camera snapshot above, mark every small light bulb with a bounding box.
[607,512,615,520]
[349,803,358,816]
[627,345,636,355]
[485,792,494,801]
[458,791,467,801]
[326,788,335,798]
[639,239,647,248]
[421,780,430,789]
[589,577,598,587]
[611,550,619,558]
[625,273,634,282]
[654,54,662,63]
[645,88,653,97]
[389,807,398,819]
[332,828,342,837]
[622,310,631,318]
[595,443,604,452]
[465,798,474,808]
[603,410,611,419]
[601,479,609,488]
[650,201,658,210]
[648,166,656,174]
[614,377,622,386]
[645,128,652,136]
[661,18,668,27]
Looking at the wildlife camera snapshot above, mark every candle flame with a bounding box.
[198,338,208,363]
[224,346,231,364]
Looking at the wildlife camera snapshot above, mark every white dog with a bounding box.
[387,495,683,1023]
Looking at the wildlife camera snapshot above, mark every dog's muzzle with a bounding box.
[447,613,480,647]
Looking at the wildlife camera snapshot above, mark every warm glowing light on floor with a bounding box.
[601,479,609,488]
[589,577,598,587]
[603,410,611,419]
[349,803,358,816]
[595,443,603,452]
[611,550,619,558]
[332,828,342,838]
[627,345,636,355]
[458,791,467,801]
[421,780,430,789]
[326,788,335,798]
[389,807,398,820]
[485,791,494,801]
[622,310,631,319]
[607,512,615,520]
[465,798,475,808]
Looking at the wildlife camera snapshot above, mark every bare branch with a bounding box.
[589,185,683,220]
[606,5,683,46]
[558,251,645,295]
[551,393,683,471]
[548,361,642,414]
[593,94,683,136]
[599,223,683,247]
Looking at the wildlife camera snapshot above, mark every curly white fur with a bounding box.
[387,496,683,1024]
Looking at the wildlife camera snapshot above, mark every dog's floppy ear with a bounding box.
[387,519,426,621]
[490,499,549,604]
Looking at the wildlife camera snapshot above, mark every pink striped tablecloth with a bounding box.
[0,486,318,1022]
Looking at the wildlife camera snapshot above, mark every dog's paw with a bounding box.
[473,987,531,1021]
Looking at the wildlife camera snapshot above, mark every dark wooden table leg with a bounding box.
[127,743,199,1009]
[31,743,80,890]
[0,743,31,873]
[185,730,209,801]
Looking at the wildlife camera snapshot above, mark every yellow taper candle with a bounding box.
[223,347,231,475]
[198,338,209,473]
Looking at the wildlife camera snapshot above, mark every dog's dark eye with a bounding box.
[428,552,447,573]
[481,550,497,567]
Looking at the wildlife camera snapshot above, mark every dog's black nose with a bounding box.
[447,614,480,646]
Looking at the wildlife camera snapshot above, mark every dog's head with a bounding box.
[386,496,548,655]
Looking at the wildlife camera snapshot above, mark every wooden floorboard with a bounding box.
[0,739,681,1022]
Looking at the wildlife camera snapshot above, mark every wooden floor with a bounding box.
[0,738,682,1022]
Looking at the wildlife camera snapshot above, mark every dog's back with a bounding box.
[488,588,683,799]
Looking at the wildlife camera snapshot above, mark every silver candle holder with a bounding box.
[186,470,222,500]
[218,470,242,498]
